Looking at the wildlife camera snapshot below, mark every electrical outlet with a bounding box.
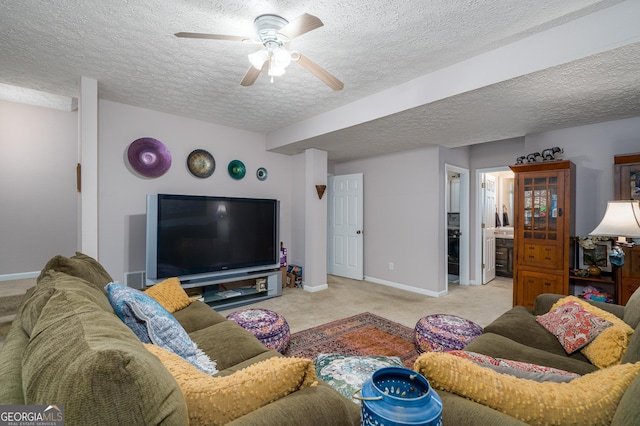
[388,262,394,270]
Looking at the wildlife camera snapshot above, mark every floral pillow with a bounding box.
[536,300,612,354]
[447,350,580,382]
[105,282,217,375]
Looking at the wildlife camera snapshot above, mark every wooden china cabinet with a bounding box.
[509,160,576,308]
[614,153,640,304]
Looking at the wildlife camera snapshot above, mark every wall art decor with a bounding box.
[256,167,268,181]
[127,137,172,178]
[187,149,215,178]
[228,159,246,180]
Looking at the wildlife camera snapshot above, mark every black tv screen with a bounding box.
[146,194,279,282]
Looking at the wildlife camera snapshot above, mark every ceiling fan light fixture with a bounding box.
[272,46,292,68]
[248,49,268,70]
[268,59,286,77]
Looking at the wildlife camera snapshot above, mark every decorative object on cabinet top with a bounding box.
[515,147,563,164]
[127,137,172,178]
[227,159,246,180]
[187,149,215,178]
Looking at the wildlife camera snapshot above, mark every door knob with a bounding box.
[356,230,362,234]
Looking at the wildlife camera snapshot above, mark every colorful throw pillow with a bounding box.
[549,296,634,368]
[145,344,317,426]
[414,351,640,426]
[105,282,217,375]
[447,350,580,382]
[536,300,612,353]
[314,353,404,404]
[144,277,192,313]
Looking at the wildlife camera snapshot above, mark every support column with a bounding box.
[79,76,98,258]
[303,148,328,292]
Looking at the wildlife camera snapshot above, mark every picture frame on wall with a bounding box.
[578,240,612,273]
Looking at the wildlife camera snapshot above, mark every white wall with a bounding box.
[334,146,444,295]
[0,100,78,276]
[97,100,293,282]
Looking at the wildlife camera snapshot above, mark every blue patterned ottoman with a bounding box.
[226,308,291,353]
[414,314,483,353]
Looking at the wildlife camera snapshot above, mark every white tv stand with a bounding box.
[178,268,282,311]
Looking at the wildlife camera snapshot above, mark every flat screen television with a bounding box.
[146,194,279,285]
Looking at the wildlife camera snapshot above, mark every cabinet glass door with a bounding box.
[522,175,560,240]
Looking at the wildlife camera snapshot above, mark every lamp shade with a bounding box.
[589,200,640,238]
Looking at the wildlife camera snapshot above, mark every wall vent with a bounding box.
[125,271,145,289]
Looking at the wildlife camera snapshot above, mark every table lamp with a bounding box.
[589,200,640,266]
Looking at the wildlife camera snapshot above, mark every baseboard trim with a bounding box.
[303,283,328,292]
[0,271,39,282]
[364,276,447,298]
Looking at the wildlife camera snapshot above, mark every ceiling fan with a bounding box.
[175,13,344,91]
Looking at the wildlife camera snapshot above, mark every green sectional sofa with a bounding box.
[424,292,640,425]
[0,253,360,425]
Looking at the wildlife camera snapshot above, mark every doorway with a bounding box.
[476,167,514,284]
[327,173,364,280]
[445,165,469,291]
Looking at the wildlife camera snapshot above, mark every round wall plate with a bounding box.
[256,167,268,181]
[187,149,215,178]
[127,137,172,178]
[228,159,246,180]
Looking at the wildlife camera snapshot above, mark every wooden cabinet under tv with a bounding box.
[178,268,282,310]
[510,160,576,309]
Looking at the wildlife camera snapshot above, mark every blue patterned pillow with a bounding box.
[105,282,217,375]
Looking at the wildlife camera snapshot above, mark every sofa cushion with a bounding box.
[145,344,318,426]
[36,252,113,292]
[22,271,114,335]
[173,300,227,333]
[549,296,634,368]
[536,300,612,353]
[0,288,33,404]
[144,277,193,313]
[624,286,640,330]
[464,333,598,375]
[611,375,640,426]
[414,351,640,426]
[20,279,187,425]
[105,282,217,375]
[483,306,590,361]
[189,320,272,371]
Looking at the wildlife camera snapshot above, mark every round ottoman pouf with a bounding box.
[414,314,482,353]
[226,308,291,353]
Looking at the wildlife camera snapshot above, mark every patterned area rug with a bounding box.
[283,312,419,368]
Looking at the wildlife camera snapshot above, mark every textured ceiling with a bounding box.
[1,0,638,162]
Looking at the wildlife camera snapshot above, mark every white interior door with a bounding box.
[483,173,497,284]
[328,173,364,280]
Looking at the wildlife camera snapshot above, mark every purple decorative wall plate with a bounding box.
[127,137,172,178]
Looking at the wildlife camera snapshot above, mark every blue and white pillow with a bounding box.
[105,282,217,375]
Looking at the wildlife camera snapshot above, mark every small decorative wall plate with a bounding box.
[228,159,246,180]
[127,137,172,178]
[256,167,268,181]
[187,149,215,178]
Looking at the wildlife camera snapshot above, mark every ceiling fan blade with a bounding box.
[295,54,344,91]
[240,65,265,86]
[175,32,248,43]
[278,13,323,40]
